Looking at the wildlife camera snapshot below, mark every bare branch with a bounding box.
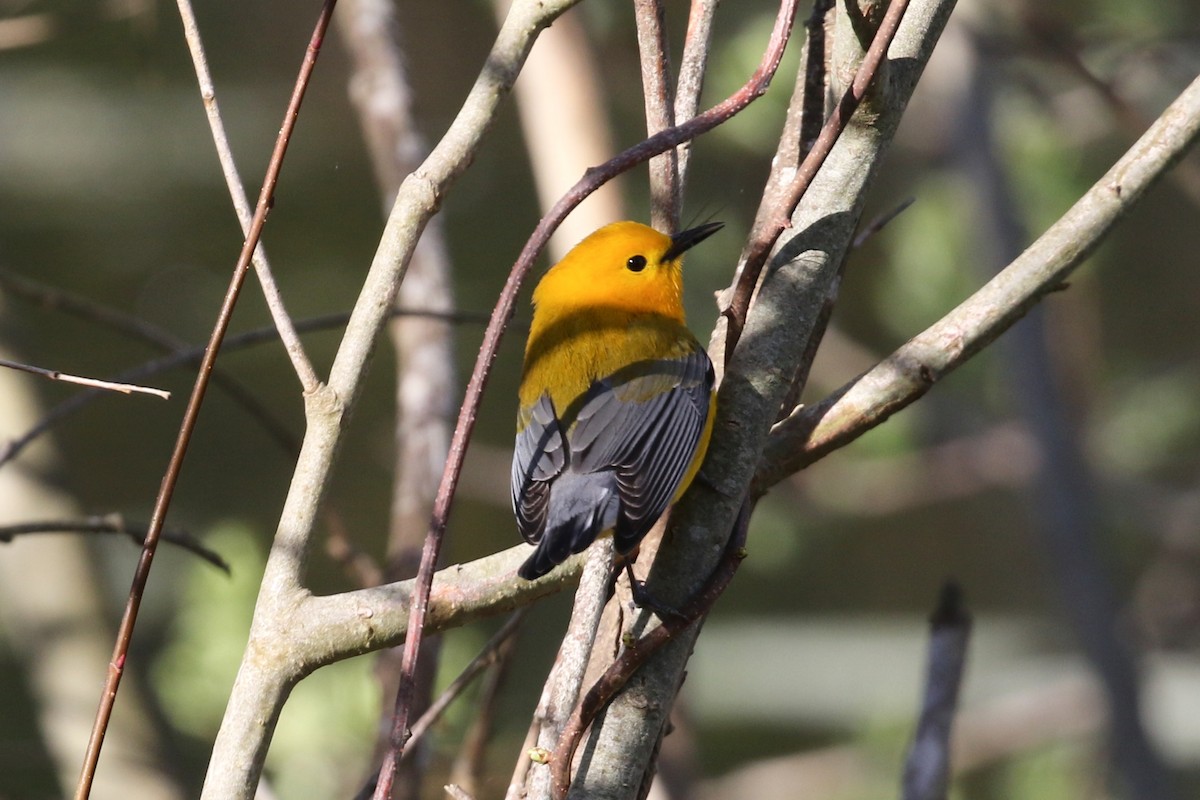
[175,0,320,393]
[526,542,614,800]
[0,268,300,457]
[902,583,971,800]
[376,0,797,790]
[0,358,169,399]
[0,305,487,471]
[673,0,720,191]
[569,2,958,794]
[552,503,751,799]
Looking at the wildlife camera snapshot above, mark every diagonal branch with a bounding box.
[756,72,1200,491]
[176,0,320,393]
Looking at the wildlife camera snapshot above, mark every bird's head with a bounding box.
[532,220,723,320]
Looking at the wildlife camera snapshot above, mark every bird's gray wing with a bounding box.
[568,346,714,552]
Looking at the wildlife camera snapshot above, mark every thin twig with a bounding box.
[404,610,527,757]
[176,0,320,393]
[0,268,301,455]
[0,305,488,471]
[549,501,752,800]
[0,516,228,573]
[73,3,339,797]
[723,0,912,365]
[0,358,169,399]
[0,268,191,347]
[378,0,799,792]
[852,195,916,248]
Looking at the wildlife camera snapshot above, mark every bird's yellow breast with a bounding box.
[518,307,701,422]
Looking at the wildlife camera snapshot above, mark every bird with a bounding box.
[511,220,722,580]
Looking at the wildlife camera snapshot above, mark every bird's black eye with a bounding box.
[626,255,647,273]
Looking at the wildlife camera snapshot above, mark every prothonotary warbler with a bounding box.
[511,220,722,580]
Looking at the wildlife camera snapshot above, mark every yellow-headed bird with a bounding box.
[512,220,722,580]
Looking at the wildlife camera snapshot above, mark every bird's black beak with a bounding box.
[663,220,724,263]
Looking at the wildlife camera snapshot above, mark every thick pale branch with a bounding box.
[567,2,957,796]
[302,545,582,669]
[756,71,1200,491]
[527,541,613,800]
[202,2,581,796]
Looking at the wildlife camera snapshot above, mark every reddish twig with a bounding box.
[72,3,339,797]
[372,0,799,792]
[723,0,911,365]
[549,501,752,800]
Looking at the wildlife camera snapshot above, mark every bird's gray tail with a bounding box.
[518,473,618,580]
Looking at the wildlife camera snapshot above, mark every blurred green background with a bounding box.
[0,0,1198,798]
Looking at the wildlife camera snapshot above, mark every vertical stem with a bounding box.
[634,0,680,230]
